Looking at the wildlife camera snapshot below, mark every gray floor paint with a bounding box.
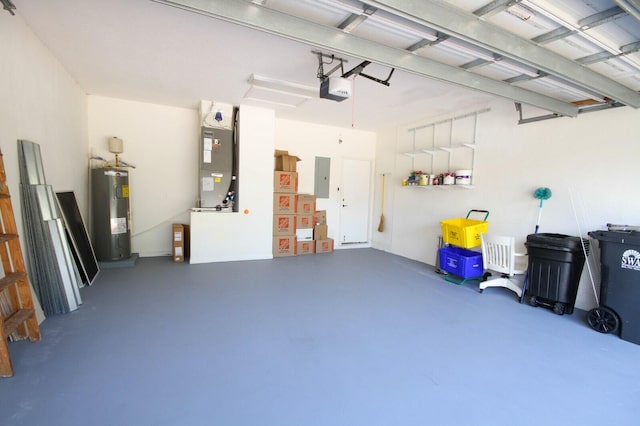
[1,248,639,425]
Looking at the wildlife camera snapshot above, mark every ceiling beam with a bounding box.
[151,0,578,116]
[614,0,640,22]
[473,0,524,19]
[365,0,640,108]
[532,6,626,45]
[577,40,640,65]
[578,6,627,29]
[406,33,449,52]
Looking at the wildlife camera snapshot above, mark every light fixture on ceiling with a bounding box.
[244,74,317,108]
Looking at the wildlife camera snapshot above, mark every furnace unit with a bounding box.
[199,106,239,211]
[91,167,131,261]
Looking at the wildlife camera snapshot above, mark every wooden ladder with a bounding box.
[0,149,41,377]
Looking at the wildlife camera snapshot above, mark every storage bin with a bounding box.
[440,210,489,248]
[439,246,483,278]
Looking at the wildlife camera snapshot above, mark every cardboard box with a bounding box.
[172,223,190,262]
[274,193,297,214]
[274,171,298,193]
[296,214,315,229]
[315,238,334,254]
[273,235,296,257]
[314,224,328,241]
[296,228,314,241]
[297,240,315,255]
[273,214,296,235]
[314,210,327,225]
[296,194,316,215]
[274,150,301,172]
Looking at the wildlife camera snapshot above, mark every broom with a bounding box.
[377,174,385,232]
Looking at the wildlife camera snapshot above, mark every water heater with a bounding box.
[91,167,131,261]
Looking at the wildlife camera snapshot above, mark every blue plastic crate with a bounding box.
[439,246,483,278]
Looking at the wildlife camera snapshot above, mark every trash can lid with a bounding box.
[588,230,640,245]
[526,233,588,251]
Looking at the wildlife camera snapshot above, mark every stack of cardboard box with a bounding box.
[313,210,334,254]
[273,150,299,257]
[273,150,333,257]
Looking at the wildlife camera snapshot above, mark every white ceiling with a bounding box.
[12,0,640,131]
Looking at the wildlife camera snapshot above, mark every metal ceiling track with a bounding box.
[1,0,16,15]
[515,100,625,125]
[314,51,394,86]
[366,0,640,109]
[151,0,579,117]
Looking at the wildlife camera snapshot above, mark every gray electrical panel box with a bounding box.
[314,156,331,198]
[198,108,239,211]
[91,168,131,261]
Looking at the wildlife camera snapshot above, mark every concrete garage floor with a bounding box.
[2,248,639,426]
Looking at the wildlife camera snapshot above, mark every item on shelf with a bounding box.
[443,172,455,185]
[455,170,472,185]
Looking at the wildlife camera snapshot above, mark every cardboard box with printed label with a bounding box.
[273,235,296,257]
[314,224,328,241]
[274,171,298,193]
[315,238,334,254]
[273,193,297,214]
[296,194,316,215]
[172,223,190,262]
[314,210,326,225]
[296,214,315,229]
[274,150,301,172]
[297,240,315,255]
[273,214,296,235]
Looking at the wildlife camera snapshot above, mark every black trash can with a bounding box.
[587,230,640,345]
[524,233,589,315]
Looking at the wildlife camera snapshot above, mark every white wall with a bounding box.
[0,13,88,246]
[275,119,377,245]
[86,99,376,259]
[373,98,640,310]
[87,96,199,257]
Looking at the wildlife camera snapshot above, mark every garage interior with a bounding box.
[1,0,640,424]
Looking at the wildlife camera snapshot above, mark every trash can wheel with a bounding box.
[527,295,538,307]
[587,307,619,334]
[553,302,566,315]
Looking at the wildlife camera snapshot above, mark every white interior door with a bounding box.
[340,159,371,244]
